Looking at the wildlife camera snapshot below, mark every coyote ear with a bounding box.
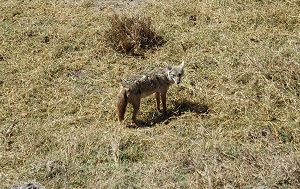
[180,60,185,68]
[164,62,172,71]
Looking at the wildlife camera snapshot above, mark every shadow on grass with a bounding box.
[127,99,209,128]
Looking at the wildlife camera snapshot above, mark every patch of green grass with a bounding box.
[1,0,300,188]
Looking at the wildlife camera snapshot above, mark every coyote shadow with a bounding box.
[135,99,209,128]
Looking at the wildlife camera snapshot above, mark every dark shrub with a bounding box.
[105,14,164,56]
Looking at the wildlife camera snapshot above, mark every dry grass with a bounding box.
[1,0,300,188]
[105,14,164,56]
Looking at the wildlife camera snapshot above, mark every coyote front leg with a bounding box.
[155,92,160,111]
[161,92,167,115]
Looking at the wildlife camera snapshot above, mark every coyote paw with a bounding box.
[126,121,141,128]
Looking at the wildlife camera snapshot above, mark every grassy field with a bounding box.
[1,0,299,188]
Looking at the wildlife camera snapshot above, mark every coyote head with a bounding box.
[166,60,185,84]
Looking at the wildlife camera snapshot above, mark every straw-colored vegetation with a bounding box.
[1,0,299,188]
[105,14,164,56]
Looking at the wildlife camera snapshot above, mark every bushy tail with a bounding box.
[117,88,128,122]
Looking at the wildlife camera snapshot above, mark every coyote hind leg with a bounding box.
[131,97,141,126]
[117,91,128,122]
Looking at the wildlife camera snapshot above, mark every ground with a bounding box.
[0,0,299,188]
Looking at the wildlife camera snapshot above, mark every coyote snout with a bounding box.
[173,76,181,84]
[117,61,185,126]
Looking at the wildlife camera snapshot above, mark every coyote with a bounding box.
[117,61,185,126]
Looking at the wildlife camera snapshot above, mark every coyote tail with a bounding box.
[117,88,128,122]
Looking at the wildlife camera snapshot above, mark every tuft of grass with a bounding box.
[105,14,165,56]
